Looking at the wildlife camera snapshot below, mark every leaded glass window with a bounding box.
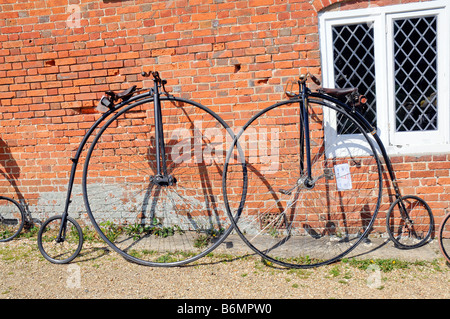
[332,23,377,135]
[393,16,438,132]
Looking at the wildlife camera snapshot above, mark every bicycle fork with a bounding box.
[55,160,78,242]
[372,133,414,226]
[278,79,315,196]
[150,74,176,187]
[300,81,314,188]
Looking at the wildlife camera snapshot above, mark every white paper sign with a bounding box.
[334,163,352,191]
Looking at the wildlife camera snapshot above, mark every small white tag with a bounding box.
[334,163,352,191]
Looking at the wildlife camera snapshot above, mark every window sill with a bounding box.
[385,143,450,157]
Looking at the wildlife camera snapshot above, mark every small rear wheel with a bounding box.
[0,196,25,242]
[37,215,83,264]
[386,195,433,249]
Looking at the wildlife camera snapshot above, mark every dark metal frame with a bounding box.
[39,71,185,262]
[222,73,434,269]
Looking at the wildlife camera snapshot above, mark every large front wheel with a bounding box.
[83,96,242,266]
[223,97,383,268]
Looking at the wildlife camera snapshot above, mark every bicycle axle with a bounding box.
[150,174,177,187]
[279,176,317,195]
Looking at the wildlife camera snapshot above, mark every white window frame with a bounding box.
[319,0,450,156]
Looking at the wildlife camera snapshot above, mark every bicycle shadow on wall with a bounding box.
[0,138,31,225]
[143,111,226,230]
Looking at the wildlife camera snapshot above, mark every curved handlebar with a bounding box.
[141,71,163,82]
[141,70,169,96]
[298,73,321,85]
[285,73,322,98]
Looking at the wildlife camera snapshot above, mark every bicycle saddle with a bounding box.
[105,85,137,102]
[320,87,357,98]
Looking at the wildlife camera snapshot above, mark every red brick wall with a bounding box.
[0,0,446,232]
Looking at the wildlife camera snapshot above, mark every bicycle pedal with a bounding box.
[284,79,299,98]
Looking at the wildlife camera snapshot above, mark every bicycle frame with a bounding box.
[55,76,169,241]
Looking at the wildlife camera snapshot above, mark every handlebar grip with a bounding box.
[152,71,161,81]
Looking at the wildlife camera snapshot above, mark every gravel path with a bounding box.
[0,237,449,301]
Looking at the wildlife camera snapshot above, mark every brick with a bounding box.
[191,12,216,21]
[25,75,46,82]
[1,26,22,34]
[58,87,80,95]
[429,162,450,170]
[116,52,140,60]
[249,0,274,6]
[251,14,278,23]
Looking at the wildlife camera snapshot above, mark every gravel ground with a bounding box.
[0,237,449,302]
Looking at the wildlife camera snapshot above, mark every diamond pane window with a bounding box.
[332,23,376,134]
[394,16,438,132]
[320,2,449,155]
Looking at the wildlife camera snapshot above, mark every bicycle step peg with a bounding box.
[96,96,114,113]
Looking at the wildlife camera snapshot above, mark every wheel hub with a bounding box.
[150,174,177,186]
